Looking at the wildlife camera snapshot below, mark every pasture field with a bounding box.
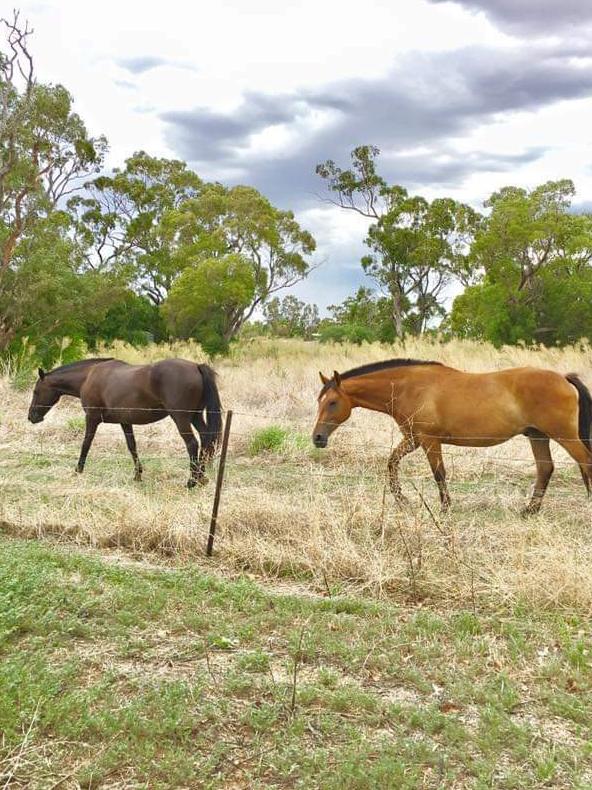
[1,337,592,787]
[0,536,591,788]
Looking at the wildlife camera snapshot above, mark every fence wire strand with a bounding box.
[23,400,592,444]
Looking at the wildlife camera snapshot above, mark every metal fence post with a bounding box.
[206,410,233,557]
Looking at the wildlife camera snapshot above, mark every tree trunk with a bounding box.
[0,322,15,352]
[391,288,404,338]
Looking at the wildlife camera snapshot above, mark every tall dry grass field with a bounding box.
[2,337,592,613]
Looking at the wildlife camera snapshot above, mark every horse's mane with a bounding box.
[47,358,114,376]
[322,358,442,393]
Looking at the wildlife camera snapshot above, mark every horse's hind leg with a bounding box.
[121,423,143,482]
[193,412,212,473]
[554,436,592,498]
[522,433,554,517]
[421,439,451,512]
[388,434,418,504]
[76,416,99,474]
[170,414,204,489]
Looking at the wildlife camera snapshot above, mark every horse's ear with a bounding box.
[319,371,329,385]
[38,368,45,380]
[333,370,342,388]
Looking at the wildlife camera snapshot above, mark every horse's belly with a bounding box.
[443,435,515,448]
[97,408,168,424]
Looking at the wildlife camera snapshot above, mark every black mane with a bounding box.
[47,357,114,376]
[322,358,442,393]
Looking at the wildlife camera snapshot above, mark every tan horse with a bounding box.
[312,358,592,515]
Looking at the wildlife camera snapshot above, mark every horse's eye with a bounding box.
[328,400,337,408]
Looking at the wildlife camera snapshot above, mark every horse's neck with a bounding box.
[343,376,398,415]
[48,367,89,397]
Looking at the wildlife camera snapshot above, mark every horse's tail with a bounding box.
[565,373,592,452]
[195,364,223,459]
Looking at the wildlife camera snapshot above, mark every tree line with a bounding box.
[0,13,315,365]
[2,12,592,372]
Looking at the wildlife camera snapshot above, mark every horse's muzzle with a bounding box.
[313,434,328,448]
[28,412,43,424]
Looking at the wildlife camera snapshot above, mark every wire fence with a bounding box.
[4,402,592,559]
[25,403,592,444]
[7,408,592,473]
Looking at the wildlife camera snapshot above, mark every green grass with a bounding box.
[248,424,310,456]
[64,415,86,433]
[0,535,591,788]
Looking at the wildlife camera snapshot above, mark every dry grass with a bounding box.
[2,336,592,613]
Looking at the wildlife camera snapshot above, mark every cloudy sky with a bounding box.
[14,0,592,309]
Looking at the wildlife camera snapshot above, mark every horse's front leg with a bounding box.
[171,415,205,488]
[121,423,143,481]
[76,416,99,474]
[387,435,418,504]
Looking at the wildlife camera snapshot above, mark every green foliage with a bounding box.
[451,180,592,346]
[236,650,271,673]
[450,281,537,346]
[317,146,481,337]
[248,425,309,456]
[65,415,86,434]
[363,191,480,335]
[239,320,270,339]
[0,212,116,366]
[72,168,316,342]
[538,263,592,344]
[160,182,316,338]
[318,321,377,345]
[472,180,584,290]
[69,151,203,303]
[162,254,256,355]
[321,286,397,344]
[85,290,166,348]
[0,13,106,352]
[249,425,291,455]
[263,295,320,338]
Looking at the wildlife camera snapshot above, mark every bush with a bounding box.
[249,426,290,455]
[318,322,378,345]
[248,426,310,456]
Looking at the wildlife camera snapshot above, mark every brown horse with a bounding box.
[312,358,592,515]
[28,358,223,487]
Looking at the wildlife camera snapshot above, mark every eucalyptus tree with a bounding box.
[0,11,107,353]
[317,145,481,336]
[451,180,592,346]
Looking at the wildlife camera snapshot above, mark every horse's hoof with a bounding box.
[75,466,83,474]
[134,474,142,483]
[187,479,197,489]
[198,475,209,487]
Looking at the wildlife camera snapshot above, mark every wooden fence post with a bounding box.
[206,410,233,557]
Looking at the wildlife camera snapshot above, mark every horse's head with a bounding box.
[28,369,61,424]
[312,370,352,448]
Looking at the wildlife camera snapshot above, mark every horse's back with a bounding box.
[147,359,208,416]
[81,358,204,423]
[403,364,579,446]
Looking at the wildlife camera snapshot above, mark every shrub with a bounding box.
[248,426,310,456]
[248,426,290,455]
[318,322,377,345]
